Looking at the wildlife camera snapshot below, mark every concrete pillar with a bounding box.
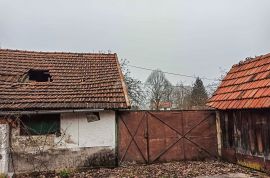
[0,124,9,174]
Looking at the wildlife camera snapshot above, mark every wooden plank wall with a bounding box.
[220,109,270,172]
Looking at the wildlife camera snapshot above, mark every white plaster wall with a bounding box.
[56,111,116,149]
[0,124,9,174]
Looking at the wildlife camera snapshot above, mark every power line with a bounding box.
[142,82,191,92]
[127,64,220,81]
[140,81,216,93]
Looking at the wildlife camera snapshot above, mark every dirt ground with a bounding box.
[17,161,269,178]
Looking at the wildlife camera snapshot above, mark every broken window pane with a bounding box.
[20,114,60,135]
[86,112,100,122]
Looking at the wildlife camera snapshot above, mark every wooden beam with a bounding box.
[215,111,222,157]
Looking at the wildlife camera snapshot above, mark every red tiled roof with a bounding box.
[159,102,172,108]
[0,49,130,111]
[207,53,270,109]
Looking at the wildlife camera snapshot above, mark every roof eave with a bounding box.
[114,53,131,109]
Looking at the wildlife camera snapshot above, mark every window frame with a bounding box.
[20,114,60,136]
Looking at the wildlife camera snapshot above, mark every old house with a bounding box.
[0,49,130,173]
[207,54,270,172]
[155,101,173,110]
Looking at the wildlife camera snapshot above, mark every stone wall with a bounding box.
[11,147,115,173]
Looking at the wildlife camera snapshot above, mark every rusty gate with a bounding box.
[117,110,217,164]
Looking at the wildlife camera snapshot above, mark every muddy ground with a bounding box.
[16,161,269,178]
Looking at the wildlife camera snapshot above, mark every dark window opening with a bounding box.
[20,114,60,135]
[28,69,52,82]
[86,112,100,122]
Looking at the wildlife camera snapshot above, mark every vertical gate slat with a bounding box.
[182,111,185,160]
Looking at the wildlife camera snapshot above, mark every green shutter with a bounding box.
[21,114,60,135]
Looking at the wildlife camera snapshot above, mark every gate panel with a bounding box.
[118,110,217,165]
[183,111,217,160]
[148,112,185,163]
[118,111,148,163]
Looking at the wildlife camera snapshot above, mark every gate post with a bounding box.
[215,111,222,157]
[0,124,9,174]
[146,112,149,163]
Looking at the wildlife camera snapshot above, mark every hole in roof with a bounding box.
[77,53,84,57]
[28,69,52,82]
[248,74,257,82]
[237,91,245,99]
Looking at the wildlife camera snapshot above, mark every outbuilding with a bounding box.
[207,53,270,172]
[0,49,130,173]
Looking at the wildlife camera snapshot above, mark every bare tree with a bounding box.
[145,69,172,110]
[206,67,227,96]
[120,59,145,109]
[171,83,192,109]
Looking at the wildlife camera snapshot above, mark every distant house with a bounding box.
[159,102,173,110]
[0,49,130,173]
[207,53,270,172]
[149,101,172,110]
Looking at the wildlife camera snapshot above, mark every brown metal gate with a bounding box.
[117,110,217,164]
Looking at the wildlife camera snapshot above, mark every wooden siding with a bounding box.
[220,109,270,172]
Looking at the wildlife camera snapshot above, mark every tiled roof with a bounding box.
[207,53,270,109]
[159,102,172,108]
[0,49,130,111]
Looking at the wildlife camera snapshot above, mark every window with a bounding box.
[86,112,100,122]
[20,114,60,135]
[28,69,52,82]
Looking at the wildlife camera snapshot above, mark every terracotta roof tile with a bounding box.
[207,53,270,109]
[0,49,130,111]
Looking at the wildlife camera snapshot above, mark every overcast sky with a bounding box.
[1,0,270,85]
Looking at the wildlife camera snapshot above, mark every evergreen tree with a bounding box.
[190,77,208,106]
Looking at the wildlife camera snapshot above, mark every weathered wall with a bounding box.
[11,147,115,173]
[9,111,116,173]
[220,109,270,173]
[0,124,9,174]
[57,111,115,148]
